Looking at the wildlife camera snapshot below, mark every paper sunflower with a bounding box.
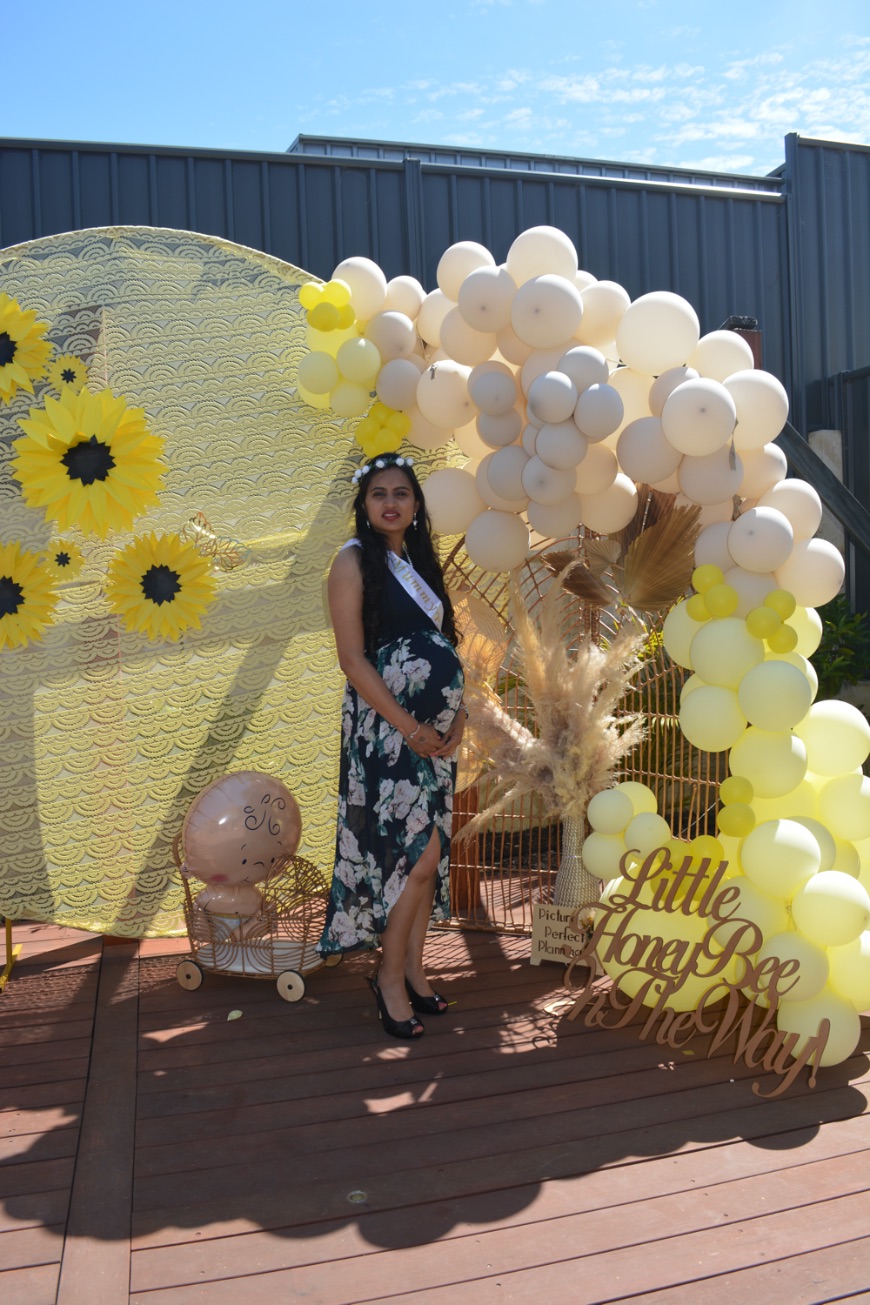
[12,387,165,538]
[47,354,89,395]
[0,293,53,404]
[105,532,217,641]
[0,541,59,650]
[41,538,85,582]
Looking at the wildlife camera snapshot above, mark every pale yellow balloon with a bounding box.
[587,788,635,834]
[791,870,870,947]
[777,985,861,1066]
[624,811,672,856]
[756,931,830,1002]
[737,660,813,733]
[662,600,698,670]
[690,617,764,689]
[616,781,659,816]
[785,604,823,657]
[818,772,870,843]
[706,874,789,955]
[740,818,820,899]
[827,932,870,1010]
[794,700,870,776]
[581,830,628,880]
[679,685,748,753]
[729,727,807,799]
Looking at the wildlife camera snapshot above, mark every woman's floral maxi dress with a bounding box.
[318,571,464,954]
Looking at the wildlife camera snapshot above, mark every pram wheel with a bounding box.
[176,959,204,990]
[276,969,305,1002]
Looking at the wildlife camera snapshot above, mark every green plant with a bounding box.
[811,596,870,699]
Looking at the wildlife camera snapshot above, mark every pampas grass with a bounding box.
[459,562,647,839]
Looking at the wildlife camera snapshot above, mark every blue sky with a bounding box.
[5,1,869,175]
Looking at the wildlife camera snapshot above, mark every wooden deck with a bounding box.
[1,920,869,1305]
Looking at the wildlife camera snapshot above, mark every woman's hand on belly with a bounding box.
[431,709,466,759]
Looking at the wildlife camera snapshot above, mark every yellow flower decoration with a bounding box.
[12,387,165,538]
[47,354,89,395]
[0,541,59,650]
[105,532,217,641]
[0,293,52,404]
[41,538,85,581]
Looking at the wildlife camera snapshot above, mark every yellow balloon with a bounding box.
[795,701,870,777]
[296,379,330,410]
[373,428,403,454]
[370,401,391,423]
[309,302,341,332]
[765,588,797,619]
[355,415,380,442]
[717,803,756,838]
[337,304,356,329]
[322,278,352,308]
[767,623,799,654]
[692,564,725,593]
[337,337,381,385]
[791,870,870,947]
[616,781,659,815]
[296,350,339,395]
[777,985,861,1066]
[685,593,712,622]
[704,583,739,618]
[329,381,370,418]
[720,775,754,805]
[740,818,820,898]
[745,605,781,640]
[298,282,323,310]
[386,411,412,437]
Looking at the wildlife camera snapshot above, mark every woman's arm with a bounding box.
[328,548,443,757]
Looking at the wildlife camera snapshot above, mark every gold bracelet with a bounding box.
[406,721,421,741]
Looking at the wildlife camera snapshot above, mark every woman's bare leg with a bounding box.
[377,828,440,1022]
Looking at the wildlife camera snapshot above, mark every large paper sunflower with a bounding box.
[41,538,85,582]
[12,387,165,537]
[47,353,89,396]
[106,532,217,641]
[0,541,59,650]
[0,293,53,403]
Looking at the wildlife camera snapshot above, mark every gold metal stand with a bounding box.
[0,918,21,994]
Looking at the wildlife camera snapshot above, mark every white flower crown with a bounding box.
[351,455,414,486]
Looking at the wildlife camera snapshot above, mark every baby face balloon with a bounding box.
[182,771,302,915]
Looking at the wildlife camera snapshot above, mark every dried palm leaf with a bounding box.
[584,538,623,575]
[541,551,613,607]
[622,502,702,611]
[449,587,510,683]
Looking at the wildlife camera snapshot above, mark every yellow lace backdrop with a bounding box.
[0,227,369,936]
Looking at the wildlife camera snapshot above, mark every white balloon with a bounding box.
[575,281,630,348]
[406,408,454,451]
[526,493,583,538]
[468,363,517,416]
[577,442,619,495]
[727,507,795,573]
[416,360,473,429]
[376,357,425,410]
[476,453,528,511]
[511,275,584,348]
[437,241,495,301]
[738,442,788,498]
[661,378,737,456]
[607,367,654,433]
[574,383,625,443]
[776,539,845,607]
[520,345,576,396]
[458,264,517,333]
[724,566,777,617]
[725,369,790,450]
[465,510,530,572]
[477,408,523,448]
[506,225,578,285]
[417,289,455,347]
[617,417,682,484]
[678,445,743,506]
[527,371,578,424]
[536,422,588,470]
[650,467,683,495]
[439,308,497,367]
[578,474,638,533]
[487,445,530,501]
[422,468,485,535]
[384,275,426,319]
[675,495,735,526]
[496,323,534,365]
[557,345,609,393]
[758,479,822,542]
[649,366,699,417]
[332,255,387,321]
[364,311,416,361]
[615,291,700,376]
[522,456,577,505]
[689,330,756,382]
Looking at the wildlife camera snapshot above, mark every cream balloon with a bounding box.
[422,468,485,535]
[506,225,578,285]
[331,256,387,321]
[574,383,625,443]
[694,521,734,572]
[477,409,523,449]
[678,446,743,506]
[526,493,583,538]
[376,357,425,410]
[558,345,609,393]
[511,275,584,349]
[475,453,528,511]
[522,456,576,506]
[536,422,588,470]
[469,363,517,416]
[615,291,700,376]
[737,442,788,499]
[453,419,491,461]
[577,474,638,533]
[725,370,789,450]
[661,378,737,456]
[727,507,794,574]
[795,702,870,776]
[617,417,682,484]
[689,330,755,382]
[729,728,808,800]
[723,566,777,618]
[464,510,530,573]
[576,443,619,494]
[775,539,845,607]
[417,289,454,348]
[416,360,473,430]
[607,367,654,432]
[384,275,426,319]
[575,281,630,348]
[624,811,672,855]
[437,241,495,301]
[406,408,454,451]
[439,308,498,367]
[458,264,517,333]
[527,371,578,424]
[520,346,577,397]
[487,446,531,501]
[651,467,683,495]
[757,479,822,542]
[649,366,699,417]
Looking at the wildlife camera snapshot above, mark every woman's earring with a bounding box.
[412,514,418,528]
[366,518,372,530]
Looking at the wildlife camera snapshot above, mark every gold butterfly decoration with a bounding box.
[179,512,250,573]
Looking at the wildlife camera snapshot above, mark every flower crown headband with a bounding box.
[351,454,414,486]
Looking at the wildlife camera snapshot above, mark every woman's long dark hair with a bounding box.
[351,457,458,656]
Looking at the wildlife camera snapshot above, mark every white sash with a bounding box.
[343,539,444,630]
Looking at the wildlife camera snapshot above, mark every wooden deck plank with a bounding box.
[0,1190,70,1236]
[128,1149,869,1292]
[0,1224,65,1271]
[0,1262,60,1305]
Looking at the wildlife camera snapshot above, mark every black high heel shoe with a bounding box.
[369,974,424,1040]
[405,978,449,1016]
